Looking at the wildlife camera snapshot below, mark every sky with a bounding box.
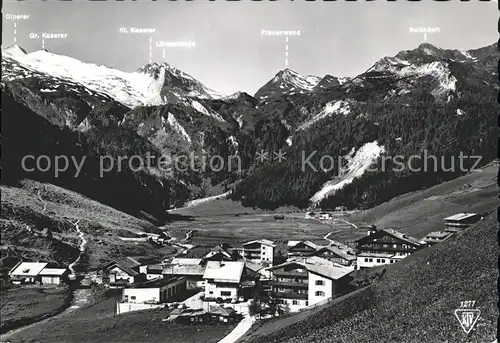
[2,1,497,95]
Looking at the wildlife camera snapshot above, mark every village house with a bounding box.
[9,262,48,284]
[102,257,145,287]
[8,262,69,286]
[312,245,357,267]
[287,240,318,257]
[355,228,425,270]
[356,253,406,269]
[423,231,455,246]
[38,268,69,285]
[241,239,276,265]
[139,264,164,280]
[444,213,482,231]
[203,261,245,301]
[122,277,186,304]
[162,257,206,289]
[204,245,236,262]
[268,256,354,312]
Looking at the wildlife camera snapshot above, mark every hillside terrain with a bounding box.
[239,213,498,343]
[0,179,177,272]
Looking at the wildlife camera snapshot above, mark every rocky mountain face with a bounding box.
[1,42,497,213]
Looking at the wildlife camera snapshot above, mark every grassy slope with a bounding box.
[6,293,235,343]
[0,286,72,334]
[241,214,498,343]
[349,164,497,238]
[1,179,176,270]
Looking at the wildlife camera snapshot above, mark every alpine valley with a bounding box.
[2,41,497,218]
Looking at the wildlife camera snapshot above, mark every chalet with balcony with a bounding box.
[355,228,424,270]
[287,240,318,257]
[241,239,276,265]
[268,256,354,312]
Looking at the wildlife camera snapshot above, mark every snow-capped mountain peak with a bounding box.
[2,45,28,58]
[2,46,225,108]
[255,68,322,99]
[274,68,322,90]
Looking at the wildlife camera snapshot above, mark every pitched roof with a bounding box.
[10,262,48,277]
[444,213,479,221]
[289,240,318,250]
[425,231,453,239]
[106,262,139,276]
[269,256,354,281]
[382,229,424,246]
[162,264,205,276]
[243,239,276,247]
[209,306,236,316]
[203,261,244,283]
[205,246,232,259]
[126,277,182,289]
[316,246,357,261]
[171,258,202,265]
[244,260,263,273]
[39,268,68,276]
[358,252,395,258]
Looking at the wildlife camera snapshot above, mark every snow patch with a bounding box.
[299,100,351,130]
[184,191,230,208]
[456,108,466,116]
[286,136,293,147]
[166,112,191,143]
[310,141,385,204]
[191,99,226,122]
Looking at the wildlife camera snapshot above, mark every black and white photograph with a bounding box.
[0,1,498,342]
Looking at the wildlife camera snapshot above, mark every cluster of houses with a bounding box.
[5,211,484,318]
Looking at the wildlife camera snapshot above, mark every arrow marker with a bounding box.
[14,22,17,43]
[162,48,165,59]
[42,38,45,49]
[424,33,427,41]
[285,36,289,67]
[149,35,152,63]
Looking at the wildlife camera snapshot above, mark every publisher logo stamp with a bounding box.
[454,300,480,334]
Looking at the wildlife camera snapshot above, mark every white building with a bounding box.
[8,262,68,286]
[356,253,406,270]
[138,264,164,280]
[268,256,354,312]
[241,239,276,265]
[38,268,68,285]
[203,261,244,300]
[9,262,48,284]
[122,277,186,304]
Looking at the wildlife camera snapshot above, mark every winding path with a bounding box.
[217,315,256,343]
[68,219,87,275]
[37,186,48,214]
